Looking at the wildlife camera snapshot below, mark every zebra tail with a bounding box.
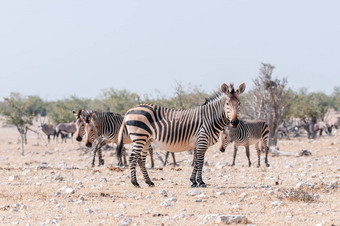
[116,119,126,162]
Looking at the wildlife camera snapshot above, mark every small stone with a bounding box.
[187,190,201,196]
[100,178,107,183]
[271,201,283,208]
[162,201,171,207]
[216,191,225,196]
[19,205,27,211]
[159,190,168,197]
[85,209,93,214]
[65,187,75,194]
[118,218,132,226]
[120,203,126,209]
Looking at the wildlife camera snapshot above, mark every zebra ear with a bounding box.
[221,83,228,93]
[91,113,97,121]
[73,111,78,118]
[237,83,246,95]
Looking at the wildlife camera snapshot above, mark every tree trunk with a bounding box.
[20,132,25,156]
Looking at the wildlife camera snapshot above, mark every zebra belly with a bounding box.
[234,139,259,147]
[151,138,195,153]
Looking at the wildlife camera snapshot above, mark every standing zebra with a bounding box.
[55,122,76,143]
[84,112,155,168]
[219,120,270,167]
[40,123,56,143]
[116,83,246,188]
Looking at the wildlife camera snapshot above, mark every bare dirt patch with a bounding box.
[0,122,339,225]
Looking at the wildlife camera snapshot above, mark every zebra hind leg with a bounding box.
[171,152,177,166]
[148,146,154,169]
[245,145,251,167]
[138,150,154,187]
[97,139,105,166]
[255,143,261,168]
[129,147,141,188]
[263,142,270,167]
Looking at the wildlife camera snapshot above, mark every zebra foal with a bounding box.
[219,120,270,167]
[116,83,246,188]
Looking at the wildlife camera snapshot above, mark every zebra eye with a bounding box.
[226,102,229,106]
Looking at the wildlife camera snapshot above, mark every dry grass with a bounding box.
[0,119,339,225]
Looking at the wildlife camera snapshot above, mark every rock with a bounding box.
[271,201,283,208]
[65,187,75,194]
[118,218,132,226]
[9,175,19,181]
[216,191,225,196]
[85,209,93,214]
[120,203,126,209]
[159,190,168,197]
[100,178,107,183]
[187,190,201,196]
[203,214,248,224]
[19,205,27,211]
[162,201,171,207]
[327,181,338,189]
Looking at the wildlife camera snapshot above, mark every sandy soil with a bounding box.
[0,120,339,225]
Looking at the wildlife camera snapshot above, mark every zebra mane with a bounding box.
[85,111,122,123]
[203,90,225,105]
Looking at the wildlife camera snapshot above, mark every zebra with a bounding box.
[73,109,96,142]
[116,83,246,188]
[40,123,56,143]
[219,120,270,168]
[55,122,76,143]
[84,112,155,168]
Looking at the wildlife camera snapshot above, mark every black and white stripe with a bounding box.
[116,83,246,188]
[219,120,270,167]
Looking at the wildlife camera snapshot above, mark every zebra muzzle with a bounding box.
[76,136,82,142]
[85,142,92,148]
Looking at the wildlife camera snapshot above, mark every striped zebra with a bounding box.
[84,112,155,168]
[116,83,246,188]
[40,123,56,143]
[73,109,96,142]
[55,122,76,143]
[219,120,270,167]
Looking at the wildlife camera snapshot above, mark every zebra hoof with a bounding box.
[191,183,198,188]
[147,181,155,187]
[133,183,140,188]
[266,163,270,167]
[257,164,260,168]
[199,183,206,188]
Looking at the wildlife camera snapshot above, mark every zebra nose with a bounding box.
[86,142,92,148]
[231,119,239,128]
[220,147,225,152]
[76,136,82,142]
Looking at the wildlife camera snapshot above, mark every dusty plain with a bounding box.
[0,119,339,225]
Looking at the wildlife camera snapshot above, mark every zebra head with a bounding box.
[222,83,246,128]
[73,109,86,142]
[85,113,98,148]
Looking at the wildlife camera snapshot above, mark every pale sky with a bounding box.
[1,0,339,101]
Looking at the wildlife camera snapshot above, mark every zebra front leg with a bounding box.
[190,149,198,187]
[163,152,170,166]
[171,152,177,166]
[263,142,270,167]
[255,143,261,168]
[92,145,97,167]
[138,150,154,187]
[123,147,128,168]
[232,145,238,166]
[195,148,207,188]
[245,145,251,167]
[97,139,105,166]
[191,150,197,167]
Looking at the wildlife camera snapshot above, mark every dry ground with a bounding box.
[0,121,339,225]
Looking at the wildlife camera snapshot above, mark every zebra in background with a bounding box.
[116,83,246,188]
[84,112,155,168]
[73,109,96,142]
[219,120,270,168]
[40,123,56,143]
[55,122,76,143]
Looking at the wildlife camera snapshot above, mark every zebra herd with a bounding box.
[46,83,271,188]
